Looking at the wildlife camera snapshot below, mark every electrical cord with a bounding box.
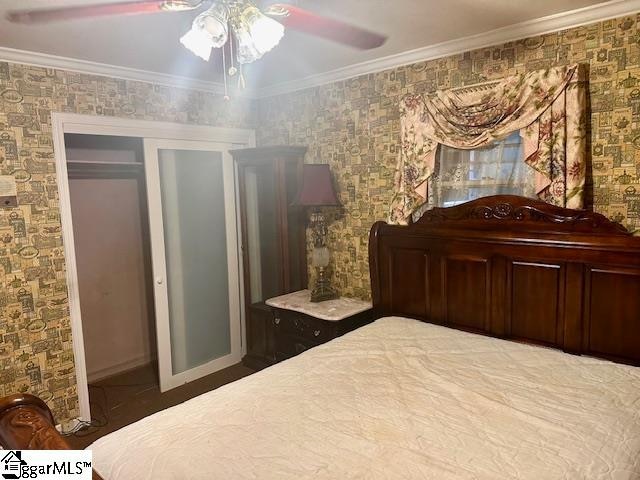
[60,384,109,437]
[62,379,155,437]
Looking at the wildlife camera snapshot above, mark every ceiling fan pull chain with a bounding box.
[222,44,229,101]
[228,32,238,77]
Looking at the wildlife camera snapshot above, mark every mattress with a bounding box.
[89,316,640,479]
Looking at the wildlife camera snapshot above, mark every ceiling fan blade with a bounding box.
[266,3,386,50]
[6,1,200,24]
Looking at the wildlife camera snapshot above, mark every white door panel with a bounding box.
[143,139,241,392]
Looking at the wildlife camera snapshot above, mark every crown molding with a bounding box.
[0,46,244,96]
[255,0,640,98]
[1,0,638,101]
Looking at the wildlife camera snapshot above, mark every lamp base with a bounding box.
[310,266,338,302]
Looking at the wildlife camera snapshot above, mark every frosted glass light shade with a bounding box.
[311,245,330,268]
[232,5,284,64]
[180,4,229,61]
[180,27,214,60]
[200,9,229,48]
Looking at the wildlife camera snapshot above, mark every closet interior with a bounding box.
[65,134,157,386]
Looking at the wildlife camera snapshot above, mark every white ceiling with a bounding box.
[0,0,628,92]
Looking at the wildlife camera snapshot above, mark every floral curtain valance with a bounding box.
[390,64,587,224]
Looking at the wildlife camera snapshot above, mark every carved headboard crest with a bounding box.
[412,195,630,235]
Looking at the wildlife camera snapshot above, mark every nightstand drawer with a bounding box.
[274,332,319,361]
[265,290,374,365]
[272,310,333,343]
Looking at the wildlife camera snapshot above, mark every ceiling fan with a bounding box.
[6,1,387,65]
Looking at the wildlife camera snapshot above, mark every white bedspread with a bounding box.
[89,317,640,479]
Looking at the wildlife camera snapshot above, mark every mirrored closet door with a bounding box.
[143,139,242,392]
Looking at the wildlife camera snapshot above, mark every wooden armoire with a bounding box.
[231,146,308,369]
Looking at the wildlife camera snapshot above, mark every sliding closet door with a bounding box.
[144,139,241,392]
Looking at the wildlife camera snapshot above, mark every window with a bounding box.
[431,131,536,207]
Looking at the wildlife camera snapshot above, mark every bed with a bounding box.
[1,195,640,479]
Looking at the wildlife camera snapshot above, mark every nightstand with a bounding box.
[265,289,373,363]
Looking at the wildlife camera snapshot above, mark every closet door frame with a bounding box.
[52,113,254,426]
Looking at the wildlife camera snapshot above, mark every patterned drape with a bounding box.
[390,64,587,224]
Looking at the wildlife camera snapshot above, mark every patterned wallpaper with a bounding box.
[2,10,640,426]
[0,62,255,424]
[257,13,640,301]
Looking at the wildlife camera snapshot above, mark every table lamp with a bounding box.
[293,164,341,302]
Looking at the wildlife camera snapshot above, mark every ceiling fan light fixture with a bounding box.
[180,3,229,61]
[232,5,284,64]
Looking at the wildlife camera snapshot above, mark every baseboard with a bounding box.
[87,355,154,383]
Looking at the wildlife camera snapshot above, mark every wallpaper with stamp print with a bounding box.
[0,62,255,424]
[3,10,640,426]
[257,13,640,301]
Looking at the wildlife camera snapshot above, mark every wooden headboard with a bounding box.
[369,195,640,366]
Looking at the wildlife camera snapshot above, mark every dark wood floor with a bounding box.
[65,362,254,449]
